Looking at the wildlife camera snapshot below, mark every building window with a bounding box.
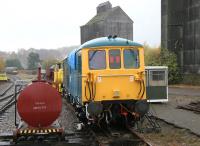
[109,49,121,69]
[124,49,139,68]
[149,70,166,86]
[89,50,106,70]
[152,71,165,81]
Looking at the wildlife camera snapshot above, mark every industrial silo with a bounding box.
[161,0,200,73]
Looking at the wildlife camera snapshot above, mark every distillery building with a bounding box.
[80,1,133,44]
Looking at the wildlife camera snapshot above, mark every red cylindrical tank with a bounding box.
[17,82,62,127]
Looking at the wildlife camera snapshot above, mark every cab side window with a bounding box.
[89,50,106,70]
[77,52,82,73]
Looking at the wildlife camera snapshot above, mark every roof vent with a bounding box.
[108,35,112,39]
[113,35,117,39]
[126,40,129,44]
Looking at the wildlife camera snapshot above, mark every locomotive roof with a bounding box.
[66,37,142,69]
[79,37,142,50]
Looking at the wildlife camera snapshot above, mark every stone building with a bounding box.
[80,1,133,44]
[161,0,200,73]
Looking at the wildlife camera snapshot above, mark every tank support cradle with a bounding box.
[13,127,64,143]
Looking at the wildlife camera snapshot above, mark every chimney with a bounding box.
[97,1,112,14]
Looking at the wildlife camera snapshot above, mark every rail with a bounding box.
[0,82,14,97]
[0,76,22,115]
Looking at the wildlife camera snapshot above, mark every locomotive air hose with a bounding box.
[141,79,145,99]
[92,81,96,100]
[140,80,144,99]
[87,80,92,101]
[88,73,93,101]
[138,81,142,98]
[91,81,94,100]
[85,79,92,101]
[84,81,89,101]
[91,74,96,101]
[88,74,96,101]
[97,112,105,127]
[139,79,144,99]
[84,73,97,101]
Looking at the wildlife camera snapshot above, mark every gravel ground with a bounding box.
[58,99,79,132]
[142,88,200,146]
[142,119,200,146]
[0,104,16,133]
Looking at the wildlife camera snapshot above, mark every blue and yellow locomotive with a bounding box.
[63,36,149,125]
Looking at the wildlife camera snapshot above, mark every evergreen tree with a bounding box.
[6,58,22,69]
[27,52,40,69]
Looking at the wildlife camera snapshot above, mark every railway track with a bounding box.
[0,91,21,114]
[0,82,14,97]
[91,124,152,146]
[126,126,152,146]
[177,101,200,114]
[0,76,21,116]
[64,98,152,146]
[0,127,150,146]
[0,75,21,97]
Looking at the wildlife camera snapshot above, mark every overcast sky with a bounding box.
[0,0,161,52]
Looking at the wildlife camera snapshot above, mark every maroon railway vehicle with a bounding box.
[14,67,63,141]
